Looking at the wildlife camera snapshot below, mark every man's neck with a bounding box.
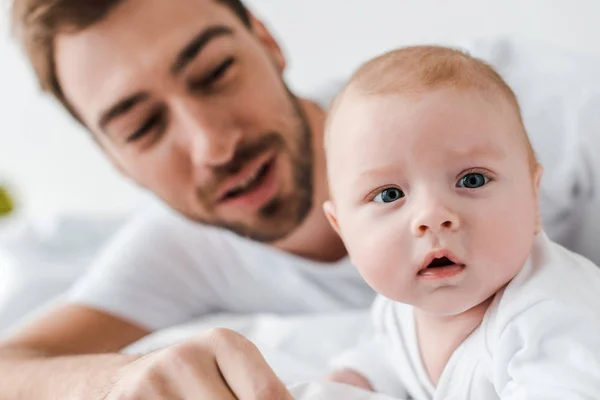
[273,97,347,263]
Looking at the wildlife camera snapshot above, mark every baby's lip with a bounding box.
[418,248,465,272]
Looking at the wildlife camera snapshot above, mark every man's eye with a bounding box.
[373,188,405,203]
[196,57,235,88]
[457,173,489,189]
[126,112,163,143]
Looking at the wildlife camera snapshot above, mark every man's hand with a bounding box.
[0,305,293,400]
[106,328,294,400]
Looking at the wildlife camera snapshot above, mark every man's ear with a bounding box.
[323,200,341,237]
[248,13,286,73]
[533,163,544,234]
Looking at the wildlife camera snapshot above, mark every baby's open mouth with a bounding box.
[426,256,456,269]
[417,251,466,279]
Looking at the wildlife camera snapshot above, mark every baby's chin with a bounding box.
[411,291,499,318]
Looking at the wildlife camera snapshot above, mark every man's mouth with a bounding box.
[215,150,279,212]
[221,160,272,201]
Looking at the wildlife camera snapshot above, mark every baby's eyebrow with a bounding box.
[449,144,506,160]
[347,164,404,191]
[354,164,402,181]
[346,144,505,185]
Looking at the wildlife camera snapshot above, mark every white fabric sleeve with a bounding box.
[329,297,408,399]
[66,210,220,331]
[494,300,600,399]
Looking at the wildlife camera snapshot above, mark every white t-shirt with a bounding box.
[67,206,375,330]
[68,38,600,332]
[332,231,600,400]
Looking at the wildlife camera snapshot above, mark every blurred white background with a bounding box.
[1,0,600,217]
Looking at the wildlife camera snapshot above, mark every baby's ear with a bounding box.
[323,201,341,236]
[533,164,544,234]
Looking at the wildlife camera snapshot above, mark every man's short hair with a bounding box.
[11,0,251,122]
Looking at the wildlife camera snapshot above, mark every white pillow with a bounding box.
[0,213,124,334]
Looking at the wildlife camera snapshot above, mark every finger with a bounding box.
[164,343,238,400]
[180,358,238,400]
[106,365,183,400]
[105,381,182,400]
[204,329,294,400]
[144,364,186,400]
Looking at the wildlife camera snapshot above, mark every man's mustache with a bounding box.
[197,133,284,199]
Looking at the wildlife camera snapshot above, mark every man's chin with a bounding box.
[221,217,300,243]
[226,214,308,243]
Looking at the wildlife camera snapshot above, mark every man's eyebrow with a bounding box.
[98,92,150,131]
[170,25,234,76]
[96,26,234,131]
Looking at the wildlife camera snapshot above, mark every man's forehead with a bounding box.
[54,0,240,127]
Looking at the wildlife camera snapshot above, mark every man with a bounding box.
[2,0,599,398]
[2,0,371,398]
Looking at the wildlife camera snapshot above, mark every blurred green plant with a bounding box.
[0,186,15,217]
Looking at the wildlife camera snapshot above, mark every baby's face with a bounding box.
[325,88,542,316]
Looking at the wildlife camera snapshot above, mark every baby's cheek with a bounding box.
[468,196,535,280]
[349,228,407,294]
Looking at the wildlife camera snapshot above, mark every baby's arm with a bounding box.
[495,300,600,399]
[326,368,374,391]
[326,331,404,397]
[325,296,408,398]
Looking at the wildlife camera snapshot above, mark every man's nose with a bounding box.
[174,99,243,168]
[411,196,460,237]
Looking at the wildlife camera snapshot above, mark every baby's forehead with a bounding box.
[327,86,511,144]
[325,88,522,173]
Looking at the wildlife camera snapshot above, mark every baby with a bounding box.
[321,46,600,399]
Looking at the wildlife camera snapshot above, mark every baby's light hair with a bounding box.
[325,45,538,173]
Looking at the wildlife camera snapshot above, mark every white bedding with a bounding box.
[0,213,124,335]
[289,381,401,400]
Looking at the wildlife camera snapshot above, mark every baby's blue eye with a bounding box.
[373,188,405,203]
[457,173,489,189]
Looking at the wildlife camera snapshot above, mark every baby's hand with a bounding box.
[326,368,374,391]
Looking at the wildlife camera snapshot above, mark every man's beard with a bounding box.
[187,86,314,243]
